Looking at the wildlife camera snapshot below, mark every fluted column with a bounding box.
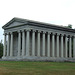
[56,34,59,57]
[52,33,55,57]
[10,32,13,56]
[42,32,46,56]
[32,30,35,56]
[22,30,25,56]
[73,36,75,58]
[61,34,63,58]
[65,35,68,58]
[26,30,30,56]
[3,33,6,57]
[7,33,10,56]
[18,31,21,56]
[47,32,50,57]
[37,31,41,56]
[69,36,72,58]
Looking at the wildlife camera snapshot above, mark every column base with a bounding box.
[1,56,75,62]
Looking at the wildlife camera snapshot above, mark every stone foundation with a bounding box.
[2,56,75,62]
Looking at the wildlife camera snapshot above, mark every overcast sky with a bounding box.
[0,0,75,42]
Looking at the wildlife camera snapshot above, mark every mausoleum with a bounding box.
[2,17,75,61]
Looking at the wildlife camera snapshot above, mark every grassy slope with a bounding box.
[0,61,75,75]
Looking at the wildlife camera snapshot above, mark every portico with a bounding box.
[2,18,75,61]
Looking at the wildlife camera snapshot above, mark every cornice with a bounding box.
[2,17,75,33]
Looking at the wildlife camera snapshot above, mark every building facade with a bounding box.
[2,18,75,61]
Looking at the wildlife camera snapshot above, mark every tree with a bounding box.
[0,40,3,58]
[65,24,72,29]
[67,24,72,28]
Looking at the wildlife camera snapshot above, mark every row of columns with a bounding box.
[4,32,13,57]
[3,30,75,58]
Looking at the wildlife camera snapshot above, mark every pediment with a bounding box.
[2,18,28,29]
[7,21,25,28]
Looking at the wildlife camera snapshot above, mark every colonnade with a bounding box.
[3,29,75,58]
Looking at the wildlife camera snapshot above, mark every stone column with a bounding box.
[37,31,41,56]
[26,30,30,56]
[47,32,50,57]
[69,36,72,58]
[10,32,13,57]
[7,33,10,56]
[22,30,25,56]
[65,35,68,58]
[73,36,75,58]
[56,34,59,57]
[42,32,46,56]
[3,33,6,57]
[61,34,63,58]
[32,30,35,56]
[52,33,55,57]
[18,31,21,56]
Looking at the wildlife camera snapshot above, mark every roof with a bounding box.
[2,17,75,33]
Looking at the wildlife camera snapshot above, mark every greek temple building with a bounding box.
[2,18,75,61]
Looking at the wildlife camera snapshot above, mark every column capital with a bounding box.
[7,32,10,35]
[52,33,55,35]
[65,35,68,37]
[57,33,60,36]
[73,35,75,38]
[42,31,46,34]
[10,32,13,34]
[32,30,36,32]
[38,30,41,33]
[61,34,64,37]
[48,32,51,34]
[26,29,31,32]
[3,33,7,35]
[69,35,72,38]
[22,30,25,32]
[17,30,21,33]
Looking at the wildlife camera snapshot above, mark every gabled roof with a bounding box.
[2,17,75,33]
[2,17,28,29]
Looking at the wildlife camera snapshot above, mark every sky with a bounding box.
[0,0,75,42]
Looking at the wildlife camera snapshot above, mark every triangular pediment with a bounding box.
[2,18,28,29]
[7,21,25,28]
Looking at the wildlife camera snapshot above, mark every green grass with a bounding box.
[0,61,75,75]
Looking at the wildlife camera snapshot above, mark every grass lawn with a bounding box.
[0,61,75,75]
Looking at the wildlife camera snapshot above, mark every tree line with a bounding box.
[0,40,3,58]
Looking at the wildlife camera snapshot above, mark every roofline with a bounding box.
[2,17,75,33]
